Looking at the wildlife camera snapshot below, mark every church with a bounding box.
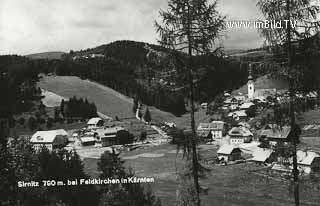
[247,64,255,100]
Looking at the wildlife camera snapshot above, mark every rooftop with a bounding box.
[31,129,68,143]
[228,126,253,137]
[87,117,103,125]
[197,121,224,131]
[217,144,240,155]
[260,126,291,139]
[250,148,273,162]
[297,150,320,166]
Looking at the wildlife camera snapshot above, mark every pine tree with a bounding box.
[143,108,152,123]
[257,1,320,205]
[132,98,138,114]
[60,99,65,116]
[98,150,161,206]
[155,1,225,205]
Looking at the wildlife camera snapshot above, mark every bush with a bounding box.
[139,130,147,142]
[117,130,134,145]
[28,117,37,131]
[18,117,25,125]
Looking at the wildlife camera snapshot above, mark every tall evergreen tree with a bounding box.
[98,150,161,206]
[143,107,152,123]
[132,98,138,114]
[257,0,320,205]
[155,0,225,205]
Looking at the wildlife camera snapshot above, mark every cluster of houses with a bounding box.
[197,104,320,174]
[196,70,320,175]
[217,143,320,175]
[30,117,125,151]
[72,53,105,60]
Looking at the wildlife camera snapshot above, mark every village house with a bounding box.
[197,121,225,139]
[217,144,242,162]
[297,150,320,174]
[227,110,247,121]
[272,150,320,174]
[239,102,255,110]
[234,94,246,102]
[250,148,274,164]
[259,126,291,146]
[79,136,96,146]
[30,129,68,151]
[87,117,104,129]
[228,126,253,144]
[95,126,125,147]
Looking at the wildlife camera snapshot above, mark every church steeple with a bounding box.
[248,63,253,81]
[248,64,254,100]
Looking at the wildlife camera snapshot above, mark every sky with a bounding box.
[0,0,264,55]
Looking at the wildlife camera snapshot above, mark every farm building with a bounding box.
[95,126,125,147]
[250,148,274,163]
[272,150,320,174]
[30,129,68,151]
[197,121,225,139]
[228,126,253,144]
[297,150,320,174]
[259,126,291,146]
[80,136,96,146]
[234,95,246,102]
[239,102,255,110]
[217,144,242,162]
[228,110,247,121]
[87,117,104,129]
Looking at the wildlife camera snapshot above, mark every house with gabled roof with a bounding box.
[228,126,253,145]
[197,121,225,139]
[297,150,320,174]
[87,117,104,129]
[30,129,68,151]
[259,126,291,146]
[217,144,242,162]
[250,148,274,163]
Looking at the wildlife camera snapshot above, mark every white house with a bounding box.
[197,121,225,139]
[239,102,254,110]
[228,110,247,121]
[297,150,320,174]
[217,144,242,162]
[30,129,68,151]
[250,148,274,163]
[87,117,104,129]
[228,126,253,144]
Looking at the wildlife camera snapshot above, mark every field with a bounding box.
[83,144,320,206]
[26,51,65,60]
[38,76,211,128]
[38,76,176,122]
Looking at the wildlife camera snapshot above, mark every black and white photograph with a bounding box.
[1,0,320,205]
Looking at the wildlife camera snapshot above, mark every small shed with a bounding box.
[297,150,320,174]
[87,117,104,129]
[250,148,274,163]
[80,136,96,146]
[217,144,242,162]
